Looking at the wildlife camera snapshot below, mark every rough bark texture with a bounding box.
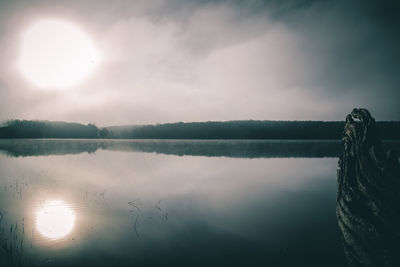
[337,108,400,267]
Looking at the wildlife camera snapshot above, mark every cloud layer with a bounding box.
[0,0,399,125]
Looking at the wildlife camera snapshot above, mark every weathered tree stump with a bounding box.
[337,108,400,266]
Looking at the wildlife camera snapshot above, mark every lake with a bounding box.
[1,139,398,266]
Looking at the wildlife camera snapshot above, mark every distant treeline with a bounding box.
[0,120,399,139]
[107,121,400,139]
[0,120,108,138]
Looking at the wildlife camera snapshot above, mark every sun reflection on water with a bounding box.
[35,200,75,240]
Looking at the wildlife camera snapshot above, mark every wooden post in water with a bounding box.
[337,108,400,266]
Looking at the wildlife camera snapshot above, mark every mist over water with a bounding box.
[0,0,398,265]
[0,140,351,266]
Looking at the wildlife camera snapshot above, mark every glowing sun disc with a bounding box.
[36,200,75,239]
[19,19,100,88]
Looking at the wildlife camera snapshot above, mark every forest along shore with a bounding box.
[1,120,400,139]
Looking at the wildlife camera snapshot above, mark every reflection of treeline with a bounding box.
[0,120,399,139]
[0,139,102,156]
[107,121,400,140]
[1,139,399,158]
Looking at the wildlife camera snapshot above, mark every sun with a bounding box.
[19,19,100,89]
[36,200,76,239]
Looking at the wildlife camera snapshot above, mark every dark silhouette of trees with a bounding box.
[99,128,109,138]
[0,120,101,138]
[0,119,399,139]
[106,120,400,140]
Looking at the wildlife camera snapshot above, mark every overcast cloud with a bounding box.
[0,0,399,125]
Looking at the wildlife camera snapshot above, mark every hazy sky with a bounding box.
[0,0,399,125]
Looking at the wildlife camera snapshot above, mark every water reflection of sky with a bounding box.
[0,147,348,266]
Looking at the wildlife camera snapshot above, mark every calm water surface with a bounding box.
[0,139,355,266]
